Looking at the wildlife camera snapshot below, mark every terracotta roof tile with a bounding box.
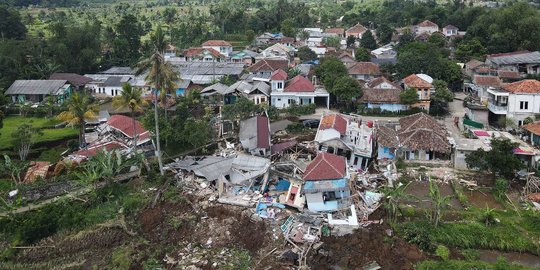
[416,20,438,27]
[202,40,232,46]
[319,114,347,135]
[270,69,288,81]
[358,88,402,104]
[284,75,314,92]
[248,59,289,73]
[473,75,502,87]
[303,152,346,181]
[376,125,399,148]
[73,141,126,158]
[24,162,51,183]
[346,23,367,35]
[503,80,540,94]
[367,76,402,90]
[403,74,432,89]
[183,47,223,58]
[347,62,380,75]
[325,28,345,34]
[523,122,540,136]
[497,70,520,79]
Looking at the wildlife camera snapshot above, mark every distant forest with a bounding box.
[5,0,81,7]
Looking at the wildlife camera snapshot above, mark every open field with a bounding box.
[0,116,78,150]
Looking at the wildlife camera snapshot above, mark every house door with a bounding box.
[288,186,298,204]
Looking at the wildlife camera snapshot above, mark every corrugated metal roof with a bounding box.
[172,62,244,76]
[488,51,540,66]
[5,80,68,95]
[100,66,136,75]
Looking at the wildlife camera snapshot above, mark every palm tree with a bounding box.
[112,83,148,149]
[136,25,178,175]
[57,91,99,148]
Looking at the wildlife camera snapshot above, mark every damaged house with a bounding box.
[169,155,271,207]
[315,113,375,170]
[239,115,271,157]
[303,152,351,213]
[376,112,452,161]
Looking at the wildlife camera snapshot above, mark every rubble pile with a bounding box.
[163,243,250,270]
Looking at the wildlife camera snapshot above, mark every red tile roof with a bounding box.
[256,116,270,149]
[522,122,540,136]
[319,114,347,135]
[183,47,223,58]
[107,115,150,140]
[443,24,458,30]
[403,74,432,89]
[503,79,540,94]
[346,23,367,36]
[280,37,295,43]
[497,70,520,79]
[271,140,297,155]
[367,76,402,90]
[284,75,315,92]
[247,59,289,73]
[416,20,438,27]
[325,28,345,34]
[270,69,288,81]
[347,62,380,75]
[73,141,126,158]
[24,162,51,183]
[303,152,346,181]
[473,75,502,87]
[202,40,232,47]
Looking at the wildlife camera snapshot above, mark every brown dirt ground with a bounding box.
[309,224,426,270]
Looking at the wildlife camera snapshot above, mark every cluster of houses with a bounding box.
[4,19,469,114]
[463,50,540,127]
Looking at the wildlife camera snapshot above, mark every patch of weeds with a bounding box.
[435,245,450,261]
[163,187,186,204]
[225,249,251,270]
[110,245,133,270]
[460,249,480,261]
[417,258,535,270]
[143,257,163,270]
[399,221,435,252]
[396,158,406,170]
[169,216,184,230]
[494,178,509,201]
[450,180,469,208]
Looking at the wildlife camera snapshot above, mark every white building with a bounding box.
[270,71,329,109]
[487,80,540,126]
[85,75,133,97]
[414,20,439,36]
[202,40,233,57]
[260,43,294,60]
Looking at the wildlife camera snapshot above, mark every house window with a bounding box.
[277,98,281,101]
[277,82,283,89]
[260,97,266,103]
[518,120,523,126]
[520,101,529,110]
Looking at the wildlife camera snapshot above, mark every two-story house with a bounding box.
[414,20,439,36]
[402,74,434,112]
[303,152,351,213]
[202,40,233,57]
[314,113,375,170]
[442,25,459,37]
[469,75,502,102]
[488,79,540,127]
[270,72,330,109]
[247,59,289,77]
[324,28,345,38]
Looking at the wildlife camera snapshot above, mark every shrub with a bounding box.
[494,178,508,200]
[285,103,316,116]
[435,245,450,261]
[286,122,309,134]
[357,106,426,117]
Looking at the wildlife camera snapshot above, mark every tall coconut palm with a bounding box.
[136,25,178,175]
[58,91,99,148]
[112,83,148,149]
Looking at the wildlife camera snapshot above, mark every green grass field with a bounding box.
[0,116,78,150]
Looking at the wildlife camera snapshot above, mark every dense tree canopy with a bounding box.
[0,6,26,40]
[315,57,348,92]
[465,137,524,179]
[297,46,318,62]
